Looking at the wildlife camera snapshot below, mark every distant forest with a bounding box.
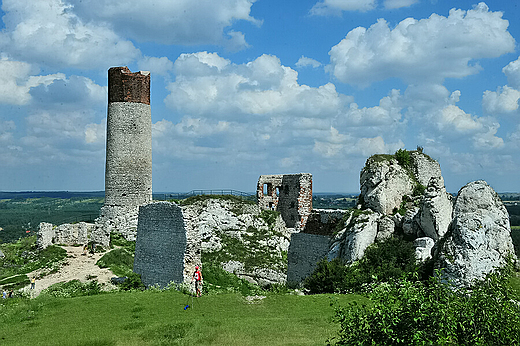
[0,191,519,243]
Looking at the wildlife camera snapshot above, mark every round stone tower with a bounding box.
[105,67,152,207]
[93,67,152,244]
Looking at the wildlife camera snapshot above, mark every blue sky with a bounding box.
[0,0,519,193]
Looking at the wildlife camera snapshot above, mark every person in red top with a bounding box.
[191,266,203,297]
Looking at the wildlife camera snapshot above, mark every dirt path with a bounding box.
[26,246,116,297]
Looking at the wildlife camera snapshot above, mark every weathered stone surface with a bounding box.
[328,210,379,263]
[37,222,54,250]
[435,180,514,287]
[419,177,453,240]
[414,237,435,262]
[37,222,95,250]
[134,202,187,288]
[410,151,444,187]
[257,173,312,230]
[376,215,395,242]
[302,209,348,236]
[181,198,291,286]
[360,157,414,215]
[402,207,420,237]
[287,233,330,287]
[95,205,139,241]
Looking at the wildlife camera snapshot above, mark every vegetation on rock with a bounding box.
[304,237,419,294]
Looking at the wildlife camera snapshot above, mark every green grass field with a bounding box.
[0,290,366,346]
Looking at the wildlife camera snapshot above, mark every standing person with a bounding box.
[191,266,203,297]
[30,277,35,290]
[2,289,6,299]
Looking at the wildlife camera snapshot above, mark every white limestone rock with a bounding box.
[37,222,54,250]
[435,180,514,288]
[414,237,435,262]
[360,157,414,215]
[376,215,395,242]
[402,207,420,237]
[37,221,96,250]
[328,210,380,264]
[181,198,290,286]
[419,177,453,241]
[94,205,139,242]
[410,151,444,187]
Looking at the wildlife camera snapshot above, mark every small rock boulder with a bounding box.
[435,180,514,287]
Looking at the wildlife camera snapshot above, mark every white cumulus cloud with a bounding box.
[296,56,322,68]
[69,0,260,48]
[0,0,140,69]
[482,86,520,115]
[327,3,515,86]
[383,0,418,10]
[310,0,377,15]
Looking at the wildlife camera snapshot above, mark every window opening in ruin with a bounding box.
[263,183,268,195]
[276,187,280,197]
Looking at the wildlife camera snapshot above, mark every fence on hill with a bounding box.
[155,189,256,201]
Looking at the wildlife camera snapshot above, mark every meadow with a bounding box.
[0,290,365,346]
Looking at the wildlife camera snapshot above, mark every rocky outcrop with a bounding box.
[94,205,139,241]
[435,181,514,287]
[410,151,444,188]
[360,157,414,215]
[328,210,379,263]
[418,177,453,241]
[181,198,291,286]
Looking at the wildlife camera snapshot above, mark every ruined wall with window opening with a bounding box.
[256,173,312,230]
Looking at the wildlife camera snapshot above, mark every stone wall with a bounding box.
[287,232,330,287]
[303,209,348,236]
[133,202,189,288]
[37,222,96,250]
[257,173,313,230]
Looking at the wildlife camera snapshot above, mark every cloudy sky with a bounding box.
[0,0,519,194]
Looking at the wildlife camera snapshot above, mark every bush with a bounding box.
[40,280,102,298]
[348,237,418,290]
[304,258,348,294]
[201,263,261,296]
[330,267,520,345]
[304,237,418,294]
[110,232,135,253]
[96,248,134,277]
[119,272,145,291]
[394,148,411,169]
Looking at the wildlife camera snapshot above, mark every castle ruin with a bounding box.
[94,67,153,243]
[257,173,313,230]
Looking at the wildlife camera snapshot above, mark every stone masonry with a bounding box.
[287,232,330,287]
[257,173,312,230]
[95,67,153,242]
[105,66,152,208]
[133,202,188,288]
[37,222,96,250]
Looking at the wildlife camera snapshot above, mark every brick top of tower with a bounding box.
[108,67,150,105]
